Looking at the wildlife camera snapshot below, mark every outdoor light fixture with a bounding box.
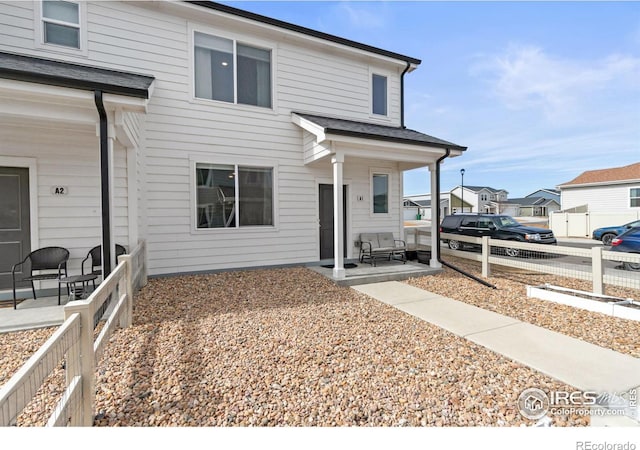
[460,168,465,213]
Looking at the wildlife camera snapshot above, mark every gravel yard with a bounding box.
[0,266,595,427]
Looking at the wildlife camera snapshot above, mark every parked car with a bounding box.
[609,227,640,271]
[440,213,557,257]
[592,220,640,246]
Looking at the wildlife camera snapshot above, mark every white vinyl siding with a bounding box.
[561,184,640,213]
[0,0,409,275]
[0,125,129,284]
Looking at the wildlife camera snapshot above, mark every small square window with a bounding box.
[372,173,389,213]
[631,188,640,208]
[42,1,80,49]
[372,74,387,116]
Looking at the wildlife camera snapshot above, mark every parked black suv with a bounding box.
[440,214,557,257]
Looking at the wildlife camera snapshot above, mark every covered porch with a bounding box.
[0,51,154,302]
[292,112,466,282]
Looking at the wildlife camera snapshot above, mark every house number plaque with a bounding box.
[51,186,69,195]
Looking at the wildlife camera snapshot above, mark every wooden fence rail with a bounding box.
[0,240,147,427]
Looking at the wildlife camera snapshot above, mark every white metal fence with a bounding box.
[405,228,640,294]
[0,240,147,427]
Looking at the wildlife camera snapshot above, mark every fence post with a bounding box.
[141,240,148,287]
[592,246,604,295]
[482,236,491,278]
[118,255,133,328]
[63,301,95,426]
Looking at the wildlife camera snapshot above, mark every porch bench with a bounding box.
[358,232,407,267]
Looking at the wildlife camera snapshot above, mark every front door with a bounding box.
[0,167,31,290]
[319,184,347,260]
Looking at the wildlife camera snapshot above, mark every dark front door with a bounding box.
[319,184,347,260]
[0,167,31,290]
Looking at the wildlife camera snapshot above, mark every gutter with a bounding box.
[94,90,112,277]
[434,149,497,289]
[400,61,411,128]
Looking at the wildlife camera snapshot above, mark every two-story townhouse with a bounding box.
[449,185,507,213]
[0,0,466,300]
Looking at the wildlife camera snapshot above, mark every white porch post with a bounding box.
[332,152,345,279]
[429,163,442,269]
[107,124,116,270]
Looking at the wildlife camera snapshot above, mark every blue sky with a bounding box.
[224,0,640,198]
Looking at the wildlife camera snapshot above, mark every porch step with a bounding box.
[309,261,442,286]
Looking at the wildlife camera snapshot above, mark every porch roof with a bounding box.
[0,52,154,99]
[293,113,467,152]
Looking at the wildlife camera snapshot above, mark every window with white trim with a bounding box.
[631,188,640,208]
[372,73,387,116]
[41,1,80,48]
[194,31,272,108]
[196,163,273,228]
[372,173,389,214]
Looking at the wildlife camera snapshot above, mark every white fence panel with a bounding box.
[550,211,640,238]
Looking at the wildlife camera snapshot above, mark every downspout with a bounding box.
[435,149,496,289]
[94,90,112,277]
[400,61,411,128]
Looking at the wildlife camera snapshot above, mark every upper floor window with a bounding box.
[372,73,387,116]
[42,1,80,48]
[480,194,488,201]
[194,31,272,108]
[631,188,640,208]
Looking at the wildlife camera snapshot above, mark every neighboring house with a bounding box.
[550,162,640,237]
[0,0,466,294]
[526,188,560,204]
[501,197,560,217]
[557,162,640,213]
[449,185,508,213]
[403,193,453,221]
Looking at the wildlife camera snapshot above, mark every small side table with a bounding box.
[58,274,99,303]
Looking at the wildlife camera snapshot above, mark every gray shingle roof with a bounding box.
[463,186,506,193]
[0,52,154,98]
[294,113,467,151]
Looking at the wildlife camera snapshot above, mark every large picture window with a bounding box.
[372,173,389,214]
[196,163,273,229]
[194,31,272,108]
[631,188,640,208]
[42,1,80,48]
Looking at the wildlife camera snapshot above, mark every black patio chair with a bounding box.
[81,244,127,277]
[12,247,69,309]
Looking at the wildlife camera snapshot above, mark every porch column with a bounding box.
[428,163,441,269]
[332,152,345,279]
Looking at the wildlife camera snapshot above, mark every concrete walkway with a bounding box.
[352,281,640,426]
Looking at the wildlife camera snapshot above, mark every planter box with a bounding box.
[527,285,640,322]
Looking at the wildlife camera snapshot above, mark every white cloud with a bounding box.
[332,2,388,29]
[472,45,640,120]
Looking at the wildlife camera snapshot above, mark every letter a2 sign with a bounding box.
[51,186,69,195]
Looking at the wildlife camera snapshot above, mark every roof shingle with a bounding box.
[559,162,640,187]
